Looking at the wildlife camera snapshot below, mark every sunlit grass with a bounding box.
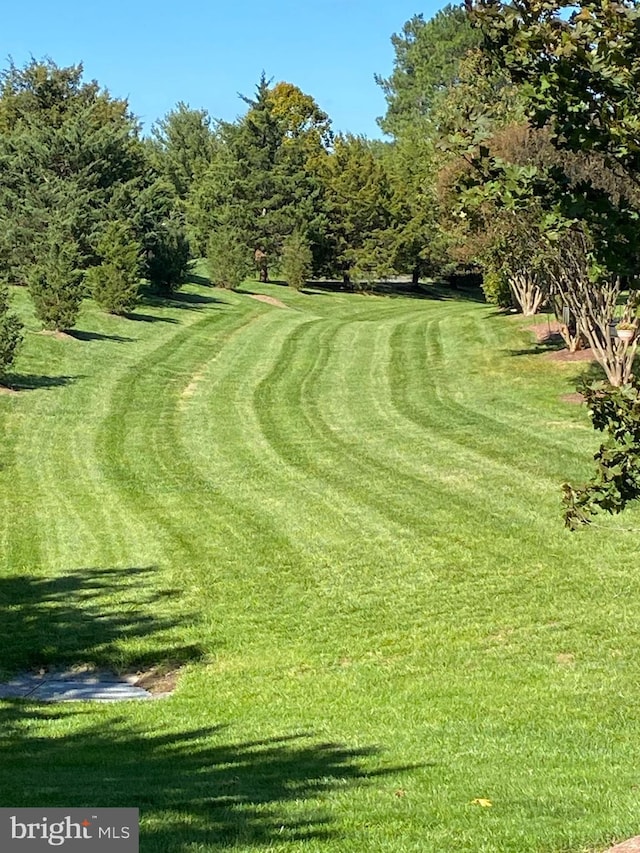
[1,278,638,852]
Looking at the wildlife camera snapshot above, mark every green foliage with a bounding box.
[376,4,482,137]
[0,286,23,377]
[145,215,190,295]
[563,379,640,528]
[189,75,331,281]
[466,0,640,277]
[324,135,394,281]
[207,227,251,289]
[150,102,218,200]
[86,222,141,314]
[280,231,313,290]
[481,268,513,308]
[28,224,84,331]
[0,58,145,298]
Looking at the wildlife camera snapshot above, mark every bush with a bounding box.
[28,232,83,331]
[87,222,141,314]
[145,216,190,295]
[0,286,23,378]
[281,232,313,290]
[481,268,513,308]
[207,228,251,290]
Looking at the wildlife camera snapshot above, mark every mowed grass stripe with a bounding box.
[4,282,640,852]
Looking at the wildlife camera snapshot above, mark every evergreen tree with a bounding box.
[145,214,190,295]
[0,58,145,303]
[150,102,218,200]
[0,285,23,379]
[28,220,83,331]
[207,227,251,289]
[375,5,482,137]
[281,231,313,290]
[190,75,331,281]
[323,135,394,284]
[86,221,141,314]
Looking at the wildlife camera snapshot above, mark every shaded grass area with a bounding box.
[1,279,639,851]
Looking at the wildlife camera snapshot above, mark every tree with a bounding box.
[119,177,191,295]
[323,135,394,285]
[86,221,141,314]
[464,0,640,278]
[150,102,218,200]
[0,286,23,379]
[281,231,313,290]
[207,227,251,289]
[145,214,190,295]
[375,5,482,138]
[189,75,331,281]
[28,218,84,331]
[0,58,146,312]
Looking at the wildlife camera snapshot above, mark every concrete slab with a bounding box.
[31,681,152,702]
[0,671,161,702]
[0,676,45,699]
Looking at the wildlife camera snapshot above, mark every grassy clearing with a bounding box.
[1,279,639,852]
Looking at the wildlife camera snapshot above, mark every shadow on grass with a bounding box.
[141,289,224,311]
[68,330,135,343]
[0,707,423,847]
[299,278,485,303]
[509,333,567,357]
[572,353,640,387]
[1,374,80,392]
[0,566,203,677]
[123,311,179,324]
[185,272,213,286]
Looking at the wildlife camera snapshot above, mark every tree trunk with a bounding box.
[508,271,545,316]
[412,266,420,286]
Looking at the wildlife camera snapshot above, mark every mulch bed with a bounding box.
[606,838,640,853]
[526,320,564,342]
[559,392,585,405]
[131,666,181,695]
[547,348,595,363]
[524,320,596,362]
[247,293,289,309]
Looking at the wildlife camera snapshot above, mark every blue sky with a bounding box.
[2,0,444,138]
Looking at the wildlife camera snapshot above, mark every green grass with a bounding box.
[1,278,639,852]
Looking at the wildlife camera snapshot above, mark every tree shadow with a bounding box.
[300,278,485,302]
[123,312,179,324]
[509,334,567,357]
[571,353,640,387]
[68,330,135,343]
[0,566,203,677]
[1,374,80,391]
[0,706,424,848]
[141,289,224,311]
[301,279,436,298]
[185,273,213,286]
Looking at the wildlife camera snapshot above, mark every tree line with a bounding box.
[2,1,640,525]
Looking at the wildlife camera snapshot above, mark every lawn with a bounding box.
[1,278,639,852]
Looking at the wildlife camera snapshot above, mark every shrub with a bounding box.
[481,268,513,308]
[207,228,251,290]
[281,232,313,290]
[0,286,23,378]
